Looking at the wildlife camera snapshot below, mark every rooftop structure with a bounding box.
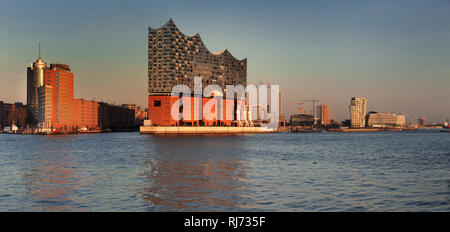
[146,19,248,127]
[148,19,247,95]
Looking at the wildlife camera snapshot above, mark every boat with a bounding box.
[3,126,11,133]
[3,124,19,134]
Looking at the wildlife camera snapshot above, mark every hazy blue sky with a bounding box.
[1,0,449,122]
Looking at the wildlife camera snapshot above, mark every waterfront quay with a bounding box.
[0,127,137,135]
[1,131,449,212]
[286,126,417,133]
[140,125,276,134]
[327,127,416,132]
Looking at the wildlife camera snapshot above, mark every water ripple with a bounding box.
[0,131,449,211]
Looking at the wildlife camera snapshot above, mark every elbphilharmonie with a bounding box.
[146,19,249,127]
[148,19,247,95]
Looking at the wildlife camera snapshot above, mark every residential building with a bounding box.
[349,97,367,128]
[26,50,135,132]
[317,104,330,126]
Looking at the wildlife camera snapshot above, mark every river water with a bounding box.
[0,130,449,211]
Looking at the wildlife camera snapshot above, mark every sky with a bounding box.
[0,0,449,122]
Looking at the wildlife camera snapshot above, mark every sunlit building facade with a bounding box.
[349,97,367,128]
[27,56,47,121]
[147,19,247,126]
[367,112,405,128]
[26,53,135,132]
[317,104,330,126]
[148,19,246,94]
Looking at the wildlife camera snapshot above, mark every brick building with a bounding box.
[147,95,245,126]
[0,101,12,129]
[27,54,135,133]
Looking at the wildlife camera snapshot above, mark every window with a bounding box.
[154,100,161,107]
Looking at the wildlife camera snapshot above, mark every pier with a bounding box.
[140,126,276,134]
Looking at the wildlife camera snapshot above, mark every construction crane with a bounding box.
[298,99,319,118]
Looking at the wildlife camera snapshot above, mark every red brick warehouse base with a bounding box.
[148,95,246,126]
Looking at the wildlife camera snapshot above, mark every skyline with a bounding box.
[1,0,450,122]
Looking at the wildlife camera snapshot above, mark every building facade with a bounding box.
[367,112,406,127]
[317,104,330,126]
[147,19,248,126]
[290,114,315,127]
[0,101,12,130]
[44,64,74,128]
[418,116,426,127]
[27,56,47,121]
[148,19,247,94]
[147,95,243,126]
[0,101,28,130]
[98,102,135,130]
[37,85,53,129]
[349,97,367,128]
[26,53,136,132]
[122,104,148,125]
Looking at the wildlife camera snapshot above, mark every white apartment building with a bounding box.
[349,97,367,128]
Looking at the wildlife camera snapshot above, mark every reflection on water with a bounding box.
[22,137,89,211]
[0,131,449,211]
[139,135,253,211]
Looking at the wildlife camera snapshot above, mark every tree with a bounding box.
[7,107,28,129]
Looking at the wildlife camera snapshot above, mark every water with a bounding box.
[0,130,449,211]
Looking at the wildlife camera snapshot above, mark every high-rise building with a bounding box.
[28,59,99,130]
[37,85,53,129]
[147,19,247,126]
[317,104,330,126]
[27,48,47,121]
[26,50,135,132]
[349,97,367,128]
[44,64,74,127]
